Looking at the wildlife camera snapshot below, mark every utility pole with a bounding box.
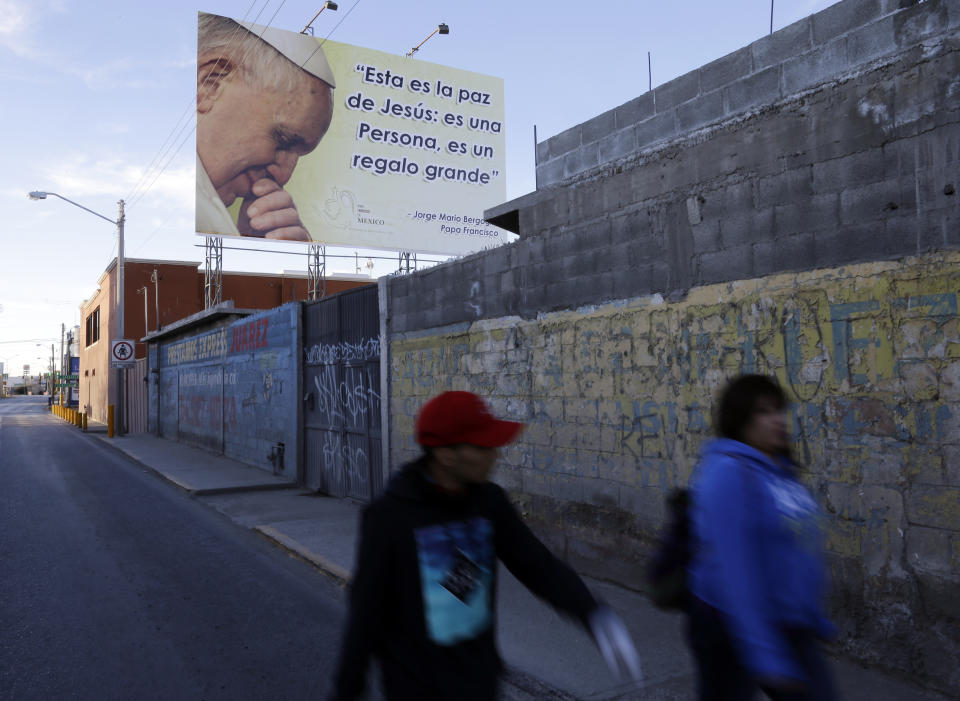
[138,286,148,338]
[117,199,126,435]
[60,323,65,406]
[151,268,160,331]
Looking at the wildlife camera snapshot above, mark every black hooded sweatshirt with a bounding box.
[331,458,599,701]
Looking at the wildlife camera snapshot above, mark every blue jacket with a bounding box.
[688,438,835,681]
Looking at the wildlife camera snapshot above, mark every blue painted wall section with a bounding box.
[154,304,300,476]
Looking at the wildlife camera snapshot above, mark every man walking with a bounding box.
[332,391,640,700]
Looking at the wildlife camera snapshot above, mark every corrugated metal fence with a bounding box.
[302,285,382,502]
[126,358,148,434]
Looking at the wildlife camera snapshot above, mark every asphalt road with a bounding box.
[0,397,356,700]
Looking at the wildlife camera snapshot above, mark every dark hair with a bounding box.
[716,374,786,443]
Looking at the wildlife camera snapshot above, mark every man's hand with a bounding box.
[238,178,310,241]
[588,605,643,683]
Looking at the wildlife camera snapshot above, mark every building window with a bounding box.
[85,307,100,346]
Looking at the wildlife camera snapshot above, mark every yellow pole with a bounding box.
[82,413,87,431]
[108,405,115,438]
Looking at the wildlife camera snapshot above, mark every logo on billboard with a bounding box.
[195,13,513,256]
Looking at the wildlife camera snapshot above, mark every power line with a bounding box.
[298,0,361,69]
[128,0,293,210]
[131,0,356,210]
[125,0,268,205]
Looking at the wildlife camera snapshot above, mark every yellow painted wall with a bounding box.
[390,251,960,635]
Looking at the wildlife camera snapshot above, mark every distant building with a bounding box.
[78,257,372,429]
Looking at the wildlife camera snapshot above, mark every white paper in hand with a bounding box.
[588,606,643,684]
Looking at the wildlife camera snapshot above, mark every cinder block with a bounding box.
[610,265,647,301]
[615,93,655,129]
[536,158,566,189]
[570,182,612,225]
[813,222,888,267]
[755,167,814,208]
[696,244,754,286]
[725,65,781,114]
[535,139,549,166]
[691,218,722,254]
[610,209,647,246]
[654,71,700,113]
[839,177,903,224]
[563,143,600,179]
[534,191,571,230]
[781,37,848,95]
[846,14,898,66]
[581,108,618,145]
[906,485,960,530]
[812,150,887,193]
[602,169,639,213]
[677,91,726,132]
[753,232,816,276]
[811,0,883,46]
[700,46,754,95]
[598,128,638,165]
[774,195,840,235]
[547,125,582,161]
[753,18,813,71]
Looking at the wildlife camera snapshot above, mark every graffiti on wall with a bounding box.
[305,338,380,365]
[389,254,960,580]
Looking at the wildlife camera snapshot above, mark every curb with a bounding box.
[254,524,352,586]
[85,433,295,496]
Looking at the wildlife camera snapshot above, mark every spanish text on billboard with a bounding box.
[196,12,513,256]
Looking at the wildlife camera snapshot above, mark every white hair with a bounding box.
[198,13,314,93]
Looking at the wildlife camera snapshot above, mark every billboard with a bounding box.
[196,13,514,256]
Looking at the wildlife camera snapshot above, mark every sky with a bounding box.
[0,0,837,376]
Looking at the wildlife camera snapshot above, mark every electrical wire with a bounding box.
[298,0,361,68]
[128,0,293,210]
[130,0,356,210]
[125,0,269,206]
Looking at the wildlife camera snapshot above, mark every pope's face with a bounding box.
[198,73,332,206]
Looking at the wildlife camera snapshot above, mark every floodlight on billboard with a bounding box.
[195,12,514,256]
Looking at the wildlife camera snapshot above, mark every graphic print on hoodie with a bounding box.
[414,517,494,645]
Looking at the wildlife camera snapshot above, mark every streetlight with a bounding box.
[28,190,126,433]
[406,24,449,57]
[301,1,338,35]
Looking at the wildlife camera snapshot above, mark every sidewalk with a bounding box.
[92,432,951,701]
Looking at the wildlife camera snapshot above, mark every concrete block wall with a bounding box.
[389,254,960,694]
[535,0,960,187]
[384,0,960,692]
[153,304,300,476]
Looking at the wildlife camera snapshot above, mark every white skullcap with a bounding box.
[238,19,336,89]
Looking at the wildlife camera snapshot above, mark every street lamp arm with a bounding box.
[29,191,119,226]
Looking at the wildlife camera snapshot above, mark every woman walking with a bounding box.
[686,374,837,701]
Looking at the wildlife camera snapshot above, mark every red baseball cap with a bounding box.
[415,391,525,448]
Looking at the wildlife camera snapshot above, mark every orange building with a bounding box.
[79,257,372,429]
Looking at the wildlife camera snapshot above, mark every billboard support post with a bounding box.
[204,236,223,309]
[397,252,417,275]
[307,244,327,300]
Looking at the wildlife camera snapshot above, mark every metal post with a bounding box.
[204,236,223,309]
[307,243,326,300]
[152,268,160,331]
[533,125,539,190]
[770,0,774,35]
[648,52,652,92]
[397,251,417,274]
[117,199,126,435]
[139,286,148,337]
[60,323,65,406]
